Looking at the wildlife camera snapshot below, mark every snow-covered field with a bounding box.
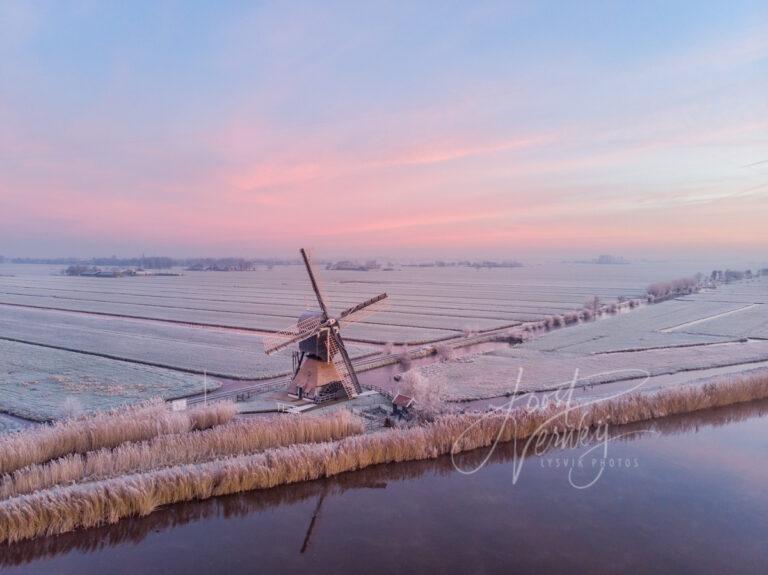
[667,279,768,339]
[0,261,710,344]
[523,299,746,354]
[0,414,27,435]
[0,306,373,380]
[0,260,759,418]
[0,339,216,421]
[418,275,768,401]
[422,340,768,400]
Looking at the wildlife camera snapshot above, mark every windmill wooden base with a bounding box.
[288,357,347,403]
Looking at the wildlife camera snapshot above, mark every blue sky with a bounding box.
[1,1,766,258]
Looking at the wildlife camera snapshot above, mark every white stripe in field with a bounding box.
[659,304,760,333]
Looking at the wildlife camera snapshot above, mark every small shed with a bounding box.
[392,394,415,417]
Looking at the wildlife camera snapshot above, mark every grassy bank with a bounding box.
[0,410,363,500]
[1,371,768,543]
[0,400,236,476]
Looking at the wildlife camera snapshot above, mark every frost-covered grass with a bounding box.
[421,277,768,401]
[0,261,672,345]
[672,303,768,339]
[524,299,749,354]
[421,341,768,400]
[0,263,742,419]
[682,277,768,305]
[0,306,372,380]
[0,287,519,331]
[0,293,457,344]
[0,415,27,436]
[528,279,768,354]
[0,340,222,421]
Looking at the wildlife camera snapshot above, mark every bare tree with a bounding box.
[585,295,600,316]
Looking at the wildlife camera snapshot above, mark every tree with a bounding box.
[398,370,444,417]
[585,295,600,316]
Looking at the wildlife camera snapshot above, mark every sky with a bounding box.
[0,1,766,260]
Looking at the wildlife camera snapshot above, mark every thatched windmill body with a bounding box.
[264,249,387,403]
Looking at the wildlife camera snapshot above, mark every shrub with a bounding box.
[434,344,455,362]
[398,370,444,418]
[397,345,412,370]
[647,276,698,299]
[563,311,579,325]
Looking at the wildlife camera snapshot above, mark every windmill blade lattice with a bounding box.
[263,314,324,355]
[300,248,332,318]
[339,293,390,327]
[327,330,361,397]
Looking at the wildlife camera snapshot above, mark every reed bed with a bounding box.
[0,410,364,499]
[187,402,238,431]
[2,372,768,543]
[0,400,236,476]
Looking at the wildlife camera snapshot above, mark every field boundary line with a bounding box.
[659,304,760,333]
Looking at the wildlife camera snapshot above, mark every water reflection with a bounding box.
[3,398,768,569]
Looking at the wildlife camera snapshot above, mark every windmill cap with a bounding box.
[299,310,324,323]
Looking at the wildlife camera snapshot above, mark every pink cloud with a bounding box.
[365,136,550,168]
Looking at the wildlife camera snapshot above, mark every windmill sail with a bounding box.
[300,248,330,319]
[339,293,389,327]
[263,314,324,355]
[328,329,361,397]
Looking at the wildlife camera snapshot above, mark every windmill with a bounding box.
[264,249,388,403]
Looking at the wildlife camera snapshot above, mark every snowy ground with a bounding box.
[418,276,768,401]
[0,413,28,435]
[522,299,746,354]
[0,339,217,421]
[422,341,768,401]
[0,261,691,346]
[0,306,373,380]
[0,261,758,418]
